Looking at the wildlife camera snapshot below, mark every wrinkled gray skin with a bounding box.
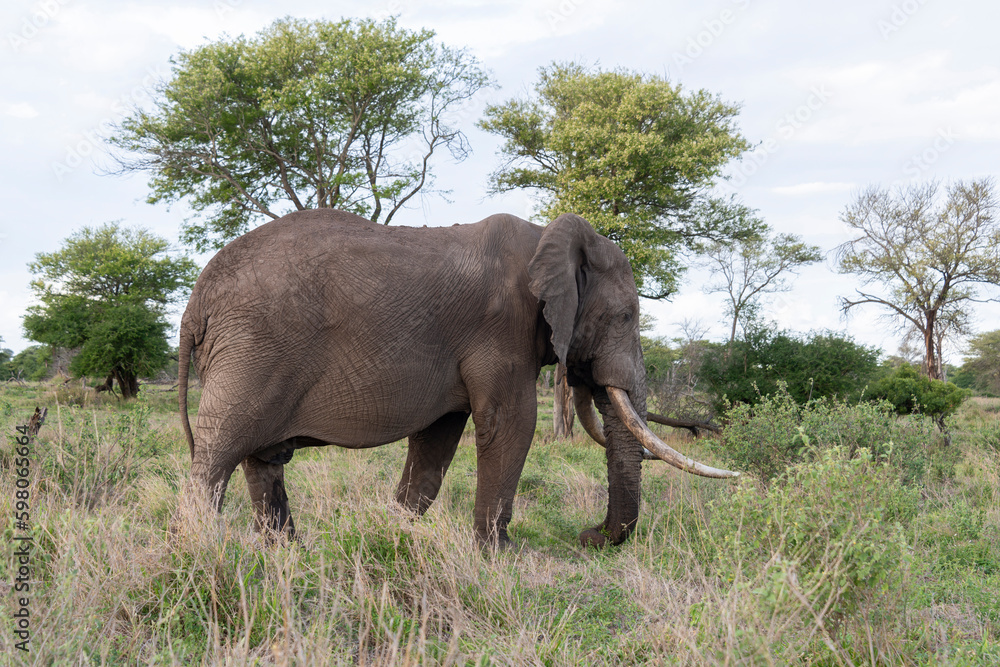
[179,209,650,548]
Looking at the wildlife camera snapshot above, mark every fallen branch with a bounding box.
[646,411,722,437]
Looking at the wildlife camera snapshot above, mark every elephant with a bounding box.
[178,208,737,549]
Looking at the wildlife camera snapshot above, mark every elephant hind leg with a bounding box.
[396,411,470,515]
[190,450,240,512]
[242,456,296,538]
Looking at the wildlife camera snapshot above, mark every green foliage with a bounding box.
[69,303,170,381]
[22,222,197,397]
[699,327,881,412]
[711,446,920,621]
[869,363,970,426]
[111,17,493,250]
[3,344,53,381]
[479,62,753,298]
[960,329,1000,395]
[713,385,940,483]
[641,336,678,389]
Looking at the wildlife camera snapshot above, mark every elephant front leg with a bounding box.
[242,456,296,538]
[470,388,536,549]
[396,411,470,515]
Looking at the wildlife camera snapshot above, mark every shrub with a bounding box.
[3,344,52,381]
[710,386,803,482]
[699,328,880,412]
[37,396,169,507]
[869,363,970,429]
[712,384,940,484]
[710,446,920,622]
[958,329,1000,395]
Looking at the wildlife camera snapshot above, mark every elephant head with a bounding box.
[529,213,737,547]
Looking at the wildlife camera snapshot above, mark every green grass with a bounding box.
[0,380,998,664]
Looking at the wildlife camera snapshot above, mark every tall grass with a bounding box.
[0,383,998,665]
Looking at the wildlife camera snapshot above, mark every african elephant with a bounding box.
[178,209,736,548]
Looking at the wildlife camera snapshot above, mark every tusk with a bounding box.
[606,387,739,478]
[574,386,658,460]
[573,386,606,446]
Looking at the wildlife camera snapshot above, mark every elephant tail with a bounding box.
[178,319,196,460]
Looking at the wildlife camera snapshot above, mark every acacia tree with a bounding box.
[702,221,822,345]
[23,223,197,398]
[110,17,492,250]
[836,178,1000,380]
[480,63,752,428]
[478,62,753,299]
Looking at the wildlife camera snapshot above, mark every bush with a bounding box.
[712,384,941,484]
[958,329,1000,395]
[869,363,970,428]
[710,446,920,622]
[4,345,53,381]
[699,328,880,412]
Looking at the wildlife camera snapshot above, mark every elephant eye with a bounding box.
[620,311,633,324]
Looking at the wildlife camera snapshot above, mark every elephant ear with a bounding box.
[528,213,600,365]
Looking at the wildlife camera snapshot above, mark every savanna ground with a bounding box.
[0,380,998,665]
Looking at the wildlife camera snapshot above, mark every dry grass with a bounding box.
[0,382,998,665]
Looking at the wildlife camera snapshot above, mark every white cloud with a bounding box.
[3,102,38,119]
[780,51,1000,145]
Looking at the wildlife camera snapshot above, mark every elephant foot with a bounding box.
[579,527,608,549]
[260,522,296,546]
[475,526,518,552]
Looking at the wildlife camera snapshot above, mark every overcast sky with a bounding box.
[1,0,998,360]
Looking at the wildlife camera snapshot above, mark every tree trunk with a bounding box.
[553,363,575,438]
[113,369,140,399]
[924,312,941,380]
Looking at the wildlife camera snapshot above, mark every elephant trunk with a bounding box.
[579,384,739,549]
[574,386,657,460]
[580,386,646,548]
[606,387,739,479]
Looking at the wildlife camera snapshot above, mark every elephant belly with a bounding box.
[287,361,471,449]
